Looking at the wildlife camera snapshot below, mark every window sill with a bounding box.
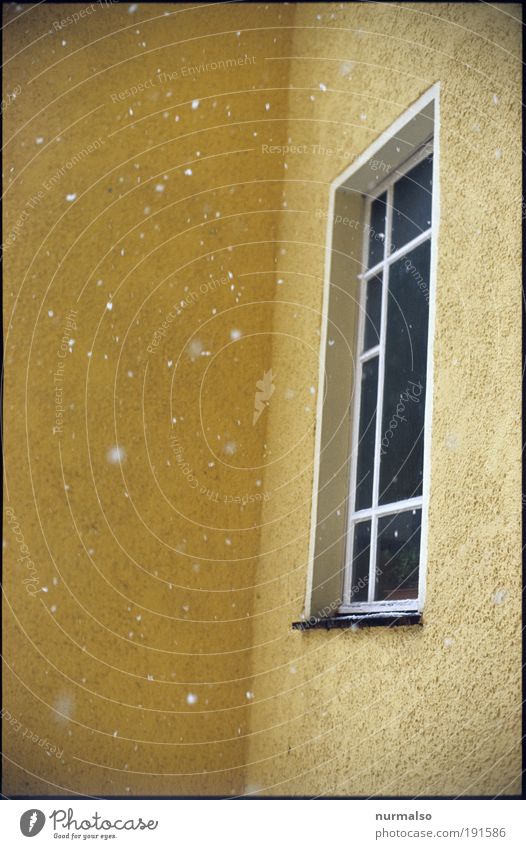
[292,611,422,630]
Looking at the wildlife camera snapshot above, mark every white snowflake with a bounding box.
[106,445,126,464]
[188,339,203,360]
[493,588,507,605]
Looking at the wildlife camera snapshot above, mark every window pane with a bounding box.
[390,155,433,253]
[379,240,430,505]
[350,520,371,602]
[367,192,387,268]
[363,275,382,351]
[375,509,421,601]
[355,357,378,511]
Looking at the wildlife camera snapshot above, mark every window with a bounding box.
[302,86,439,626]
[341,145,433,614]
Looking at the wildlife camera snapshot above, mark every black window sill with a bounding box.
[292,612,422,630]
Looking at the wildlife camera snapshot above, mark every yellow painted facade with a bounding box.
[3,3,521,797]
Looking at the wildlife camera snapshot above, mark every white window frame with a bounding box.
[305,84,440,619]
[340,141,434,614]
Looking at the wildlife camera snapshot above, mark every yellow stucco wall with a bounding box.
[3,2,521,798]
[3,0,294,796]
[244,3,522,796]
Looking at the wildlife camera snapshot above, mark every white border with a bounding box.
[419,85,440,612]
[304,83,440,618]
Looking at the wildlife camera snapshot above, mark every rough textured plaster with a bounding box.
[3,1,294,796]
[245,2,522,797]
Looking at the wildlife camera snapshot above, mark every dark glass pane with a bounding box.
[379,240,430,505]
[363,275,382,351]
[391,155,433,253]
[367,192,387,268]
[355,357,378,511]
[350,520,371,602]
[375,509,421,601]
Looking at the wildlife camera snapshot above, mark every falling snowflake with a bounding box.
[187,339,203,360]
[107,445,126,464]
[493,588,508,605]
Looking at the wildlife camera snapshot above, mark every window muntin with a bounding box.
[342,143,433,612]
